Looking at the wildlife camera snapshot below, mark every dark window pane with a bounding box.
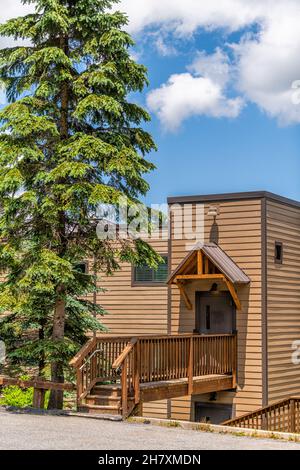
[134,256,168,283]
[275,242,283,264]
[206,305,211,330]
[75,262,88,274]
[153,257,168,282]
[135,265,153,282]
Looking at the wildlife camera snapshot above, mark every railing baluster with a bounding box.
[188,336,193,395]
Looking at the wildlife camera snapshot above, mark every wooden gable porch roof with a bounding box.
[167,242,250,285]
[167,243,250,311]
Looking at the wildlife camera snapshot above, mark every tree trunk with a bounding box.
[38,322,46,377]
[48,291,66,409]
[48,32,69,410]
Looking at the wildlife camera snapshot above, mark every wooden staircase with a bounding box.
[78,384,134,416]
[70,333,237,419]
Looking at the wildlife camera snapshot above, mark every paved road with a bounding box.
[0,409,299,450]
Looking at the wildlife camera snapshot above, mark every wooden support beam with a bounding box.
[175,274,224,281]
[175,281,192,310]
[204,257,209,274]
[197,251,203,274]
[224,278,241,311]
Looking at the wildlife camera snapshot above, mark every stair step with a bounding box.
[92,385,121,397]
[86,395,121,406]
[79,404,121,415]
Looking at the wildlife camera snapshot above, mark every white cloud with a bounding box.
[147,69,243,131]
[189,48,232,88]
[147,48,243,130]
[0,0,32,22]
[0,0,33,48]
[155,36,177,57]
[233,3,300,125]
[120,0,265,35]
[119,0,300,127]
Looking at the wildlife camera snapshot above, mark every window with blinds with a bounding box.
[133,256,168,284]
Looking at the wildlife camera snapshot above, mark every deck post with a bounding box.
[188,337,194,395]
[33,388,46,409]
[121,358,128,418]
[290,399,296,433]
[76,366,83,408]
[134,342,140,405]
[232,334,237,388]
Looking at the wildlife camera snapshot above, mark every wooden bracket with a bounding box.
[175,281,192,310]
[224,278,241,311]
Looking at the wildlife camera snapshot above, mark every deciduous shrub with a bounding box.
[0,376,33,408]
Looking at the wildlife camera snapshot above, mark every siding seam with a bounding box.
[262,197,268,406]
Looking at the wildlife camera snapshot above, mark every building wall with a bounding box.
[93,197,264,420]
[97,236,168,336]
[169,198,263,418]
[96,235,169,418]
[266,200,300,403]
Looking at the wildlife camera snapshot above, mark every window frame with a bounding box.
[74,260,89,274]
[274,241,283,264]
[132,253,169,287]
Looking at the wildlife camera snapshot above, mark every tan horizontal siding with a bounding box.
[95,236,169,419]
[142,400,168,419]
[267,200,300,403]
[170,200,263,419]
[96,236,168,337]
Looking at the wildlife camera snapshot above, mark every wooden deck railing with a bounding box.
[70,333,237,417]
[223,397,300,433]
[70,335,133,402]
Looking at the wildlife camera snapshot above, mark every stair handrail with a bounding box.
[110,337,139,418]
[112,337,138,370]
[69,336,97,368]
[79,349,104,370]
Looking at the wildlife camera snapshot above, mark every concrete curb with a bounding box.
[128,416,300,443]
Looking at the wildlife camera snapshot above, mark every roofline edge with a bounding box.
[167,191,300,209]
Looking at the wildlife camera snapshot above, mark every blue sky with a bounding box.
[142,46,300,204]
[2,1,300,205]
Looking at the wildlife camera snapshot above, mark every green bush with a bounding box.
[0,384,33,408]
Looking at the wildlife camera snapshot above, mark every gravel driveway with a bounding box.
[0,409,299,450]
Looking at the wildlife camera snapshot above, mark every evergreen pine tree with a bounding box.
[0,0,160,409]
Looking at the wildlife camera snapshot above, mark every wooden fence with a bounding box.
[0,376,75,409]
[223,397,300,433]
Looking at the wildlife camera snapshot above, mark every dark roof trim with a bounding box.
[167,191,300,209]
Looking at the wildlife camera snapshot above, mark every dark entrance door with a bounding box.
[195,402,233,424]
[195,291,235,334]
